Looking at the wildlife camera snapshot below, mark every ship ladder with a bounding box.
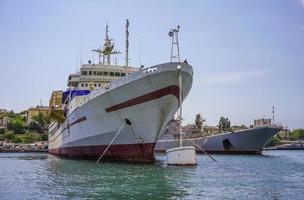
[96,120,127,163]
[189,140,217,162]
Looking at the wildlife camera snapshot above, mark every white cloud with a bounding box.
[196,69,268,84]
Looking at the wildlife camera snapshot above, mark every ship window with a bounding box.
[110,72,114,76]
[121,73,126,77]
[81,83,84,87]
[103,72,108,76]
[85,83,88,87]
[89,71,92,75]
[115,72,120,76]
[97,71,102,75]
[82,71,87,75]
[94,83,97,87]
[98,84,101,87]
[93,71,96,75]
[68,76,72,80]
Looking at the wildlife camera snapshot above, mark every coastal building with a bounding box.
[278,127,290,139]
[49,91,63,109]
[20,106,49,124]
[0,109,7,113]
[203,125,220,135]
[0,117,8,130]
[0,109,8,130]
[182,124,200,134]
[165,119,180,139]
[182,124,203,138]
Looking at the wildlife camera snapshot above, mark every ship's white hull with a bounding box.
[48,62,193,162]
[155,125,283,155]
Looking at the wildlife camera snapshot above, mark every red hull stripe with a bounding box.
[105,85,179,113]
[49,143,156,162]
[70,116,87,127]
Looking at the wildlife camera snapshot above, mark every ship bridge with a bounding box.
[68,63,138,90]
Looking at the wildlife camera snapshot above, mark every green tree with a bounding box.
[7,117,25,134]
[240,124,247,129]
[219,117,231,132]
[7,110,17,119]
[13,135,24,143]
[195,113,205,130]
[22,132,37,143]
[41,133,48,141]
[265,135,282,147]
[4,132,15,140]
[32,112,46,127]
[289,129,304,140]
[29,121,43,133]
[32,112,50,131]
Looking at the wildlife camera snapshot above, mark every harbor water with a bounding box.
[0,151,303,199]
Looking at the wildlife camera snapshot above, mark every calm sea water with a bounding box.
[0,151,303,200]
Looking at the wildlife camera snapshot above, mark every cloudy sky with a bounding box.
[0,0,303,129]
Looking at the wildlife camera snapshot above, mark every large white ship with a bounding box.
[48,21,193,162]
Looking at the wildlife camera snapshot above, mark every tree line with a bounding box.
[0,111,49,143]
[195,114,232,132]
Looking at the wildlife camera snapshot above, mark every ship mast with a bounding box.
[125,19,129,67]
[169,25,181,62]
[178,64,183,147]
[105,24,111,65]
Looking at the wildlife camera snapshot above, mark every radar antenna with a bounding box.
[92,47,103,64]
[92,23,121,65]
[168,25,181,62]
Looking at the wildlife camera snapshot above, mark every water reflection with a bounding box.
[42,153,186,199]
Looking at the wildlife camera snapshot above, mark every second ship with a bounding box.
[155,124,283,155]
[48,21,193,162]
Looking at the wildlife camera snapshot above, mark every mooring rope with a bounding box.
[189,139,217,162]
[96,121,127,163]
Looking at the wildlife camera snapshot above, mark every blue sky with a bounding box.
[0,0,303,129]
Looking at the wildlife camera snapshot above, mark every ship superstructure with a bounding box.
[67,21,137,91]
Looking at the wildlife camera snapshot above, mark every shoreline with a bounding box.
[0,150,47,153]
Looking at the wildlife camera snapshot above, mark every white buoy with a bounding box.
[166,33,197,165]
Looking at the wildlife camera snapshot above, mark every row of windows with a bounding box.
[80,83,102,87]
[81,71,126,77]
